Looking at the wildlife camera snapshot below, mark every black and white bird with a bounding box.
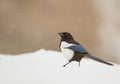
[58,32,113,67]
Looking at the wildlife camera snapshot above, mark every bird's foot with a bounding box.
[63,65,66,67]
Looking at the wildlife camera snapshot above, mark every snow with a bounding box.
[0,49,119,84]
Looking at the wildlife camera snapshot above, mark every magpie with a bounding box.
[58,32,113,67]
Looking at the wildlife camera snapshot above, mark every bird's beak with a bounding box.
[58,33,62,36]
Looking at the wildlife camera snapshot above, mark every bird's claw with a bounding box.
[63,65,66,67]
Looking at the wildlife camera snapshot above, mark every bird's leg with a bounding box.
[63,61,71,67]
[78,61,80,67]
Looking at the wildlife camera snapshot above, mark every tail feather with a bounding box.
[85,54,114,66]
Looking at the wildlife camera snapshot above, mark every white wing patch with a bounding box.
[60,41,74,60]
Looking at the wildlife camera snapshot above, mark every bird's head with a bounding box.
[58,32,74,41]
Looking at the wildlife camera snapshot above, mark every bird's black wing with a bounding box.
[66,44,88,54]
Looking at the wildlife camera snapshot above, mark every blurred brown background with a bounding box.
[0,0,120,63]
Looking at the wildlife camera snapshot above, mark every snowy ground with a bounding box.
[0,49,119,84]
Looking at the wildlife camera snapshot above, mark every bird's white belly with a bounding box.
[60,41,74,60]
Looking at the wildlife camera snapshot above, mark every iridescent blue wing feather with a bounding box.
[66,44,88,54]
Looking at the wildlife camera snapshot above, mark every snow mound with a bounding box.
[0,49,119,84]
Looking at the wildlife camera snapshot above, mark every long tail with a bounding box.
[85,54,114,66]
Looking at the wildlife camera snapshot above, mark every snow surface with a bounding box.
[0,49,119,84]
